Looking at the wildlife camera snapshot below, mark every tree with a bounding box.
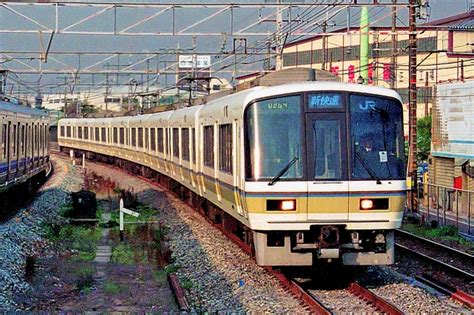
[417,116,431,162]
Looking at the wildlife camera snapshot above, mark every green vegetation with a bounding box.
[73,264,95,278]
[44,222,101,261]
[180,277,193,290]
[403,116,432,163]
[59,203,74,218]
[417,116,431,162]
[153,264,180,285]
[104,281,122,295]
[73,264,95,291]
[111,243,135,265]
[153,270,168,285]
[403,223,474,247]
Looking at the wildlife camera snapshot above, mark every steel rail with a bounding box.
[415,274,474,309]
[168,273,191,312]
[396,229,474,260]
[395,243,474,280]
[348,282,404,315]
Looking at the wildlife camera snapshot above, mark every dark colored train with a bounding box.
[0,100,51,194]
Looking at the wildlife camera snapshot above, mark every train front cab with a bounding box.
[243,86,407,267]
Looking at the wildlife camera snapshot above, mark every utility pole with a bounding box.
[390,0,398,89]
[408,0,418,213]
[275,0,283,70]
[321,22,327,71]
[424,71,429,117]
[105,69,109,112]
[359,6,369,84]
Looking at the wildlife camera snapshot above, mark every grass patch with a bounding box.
[180,277,193,290]
[111,243,135,265]
[103,281,121,295]
[73,264,95,291]
[153,270,168,285]
[44,222,101,261]
[402,223,474,247]
[153,264,180,285]
[60,225,102,261]
[73,264,95,278]
[59,203,74,217]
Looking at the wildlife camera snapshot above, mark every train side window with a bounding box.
[132,128,137,147]
[101,127,106,143]
[219,124,233,174]
[78,126,83,139]
[145,128,149,150]
[95,127,100,141]
[166,128,170,156]
[12,124,17,157]
[20,125,25,155]
[84,126,89,140]
[41,125,44,151]
[35,125,39,152]
[182,128,190,161]
[1,124,6,159]
[150,128,156,151]
[31,124,34,155]
[157,128,164,153]
[138,128,143,148]
[119,127,124,145]
[126,128,129,146]
[113,127,118,144]
[203,125,214,167]
[192,128,196,165]
[172,128,179,158]
[60,126,65,137]
[66,126,71,138]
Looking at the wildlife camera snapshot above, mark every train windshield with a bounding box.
[244,95,303,181]
[350,94,405,180]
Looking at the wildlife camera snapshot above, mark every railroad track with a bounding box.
[415,273,474,309]
[290,277,403,314]
[395,229,474,281]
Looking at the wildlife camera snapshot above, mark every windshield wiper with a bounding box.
[355,151,382,184]
[268,156,299,186]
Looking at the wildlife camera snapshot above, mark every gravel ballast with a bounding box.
[84,162,307,313]
[0,158,83,311]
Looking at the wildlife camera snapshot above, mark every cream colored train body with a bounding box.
[59,81,407,267]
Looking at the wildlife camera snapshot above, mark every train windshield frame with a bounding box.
[244,91,405,182]
[244,94,304,181]
[349,93,405,181]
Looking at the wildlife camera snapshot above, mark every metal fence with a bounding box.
[417,182,473,234]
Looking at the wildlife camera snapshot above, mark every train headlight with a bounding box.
[360,199,374,210]
[266,199,296,211]
[359,198,389,210]
[281,200,296,210]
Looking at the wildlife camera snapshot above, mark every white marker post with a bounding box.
[119,198,140,241]
[70,149,75,166]
[82,153,86,169]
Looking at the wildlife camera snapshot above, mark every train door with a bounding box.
[305,113,349,221]
[233,119,247,218]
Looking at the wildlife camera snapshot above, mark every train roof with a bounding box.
[59,81,403,124]
[0,100,49,117]
[242,81,403,104]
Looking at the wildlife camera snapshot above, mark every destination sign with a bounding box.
[308,94,342,109]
